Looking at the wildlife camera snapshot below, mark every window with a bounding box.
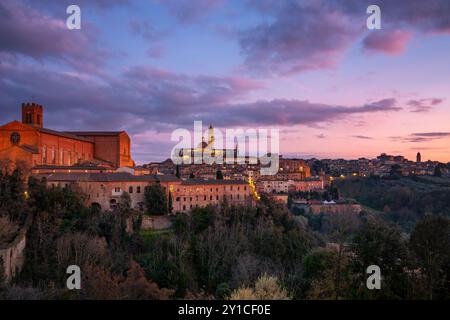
[204,196,207,200]
[114,187,121,193]
[129,186,133,193]
[42,145,47,164]
[210,195,213,200]
[176,197,180,201]
[137,186,141,193]
[37,114,41,125]
[10,132,20,145]
[52,147,56,164]
[216,195,219,200]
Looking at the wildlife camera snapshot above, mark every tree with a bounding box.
[331,186,339,200]
[175,165,181,178]
[228,275,291,300]
[321,212,361,299]
[144,184,168,216]
[410,215,450,299]
[168,192,173,214]
[216,170,224,180]
[351,220,411,299]
[119,261,173,299]
[0,169,26,221]
[118,191,132,212]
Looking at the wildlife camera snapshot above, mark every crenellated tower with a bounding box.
[22,102,43,128]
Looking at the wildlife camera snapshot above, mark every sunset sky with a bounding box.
[1,0,449,164]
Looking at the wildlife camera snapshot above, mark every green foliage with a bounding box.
[334,176,450,232]
[137,203,316,298]
[215,282,231,299]
[144,183,168,216]
[410,215,450,299]
[0,169,26,221]
[350,220,411,299]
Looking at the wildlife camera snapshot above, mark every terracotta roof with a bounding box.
[35,172,159,183]
[34,172,181,183]
[64,131,124,136]
[34,173,247,185]
[32,164,111,170]
[38,128,94,143]
[181,179,248,185]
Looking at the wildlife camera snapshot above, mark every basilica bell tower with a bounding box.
[22,102,43,128]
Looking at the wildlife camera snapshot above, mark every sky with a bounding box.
[0,0,450,164]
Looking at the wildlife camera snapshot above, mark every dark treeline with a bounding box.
[334,176,450,232]
[0,171,449,300]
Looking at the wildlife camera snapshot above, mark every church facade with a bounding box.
[0,103,135,168]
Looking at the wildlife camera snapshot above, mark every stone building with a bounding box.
[0,103,135,168]
[35,172,252,213]
[257,178,324,194]
[172,179,252,212]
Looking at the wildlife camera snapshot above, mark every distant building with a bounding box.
[172,179,252,212]
[416,152,421,163]
[257,178,324,193]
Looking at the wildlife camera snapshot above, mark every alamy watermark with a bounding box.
[66,265,81,290]
[366,265,381,290]
[367,5,381,30]
[170,121,280,175]
[66,5,81,30]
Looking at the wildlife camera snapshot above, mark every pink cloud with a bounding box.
[363,30,412,55]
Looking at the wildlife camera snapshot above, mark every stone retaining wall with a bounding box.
[0,214,33,283]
